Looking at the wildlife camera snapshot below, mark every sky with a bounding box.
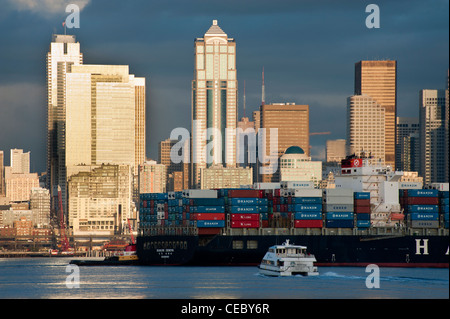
[0,0,448,174]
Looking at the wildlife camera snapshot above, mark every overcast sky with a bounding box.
[0,0,448,173]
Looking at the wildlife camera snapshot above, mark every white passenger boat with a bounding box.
[259,240,319,276]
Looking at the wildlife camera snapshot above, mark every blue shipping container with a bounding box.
[444,213,449,221]
[356,213,371,220]
[190,206,225,213]
[357,220,371,228]
[189,198,225,206]
[230,206,266,214]
[410,212,439,221]
[440,198,449,205]
[354,192,370,200]
[440,206,449,214]
[291,197,323,204]
[325,220,354,228]
[439,191,449,198]
[292,204,323,212]
[294,212,323,220]
[407,205,439,213]
[197,220,225,228]
[406,189,439,197]
[228,198,268,206]
[325,212,354,220]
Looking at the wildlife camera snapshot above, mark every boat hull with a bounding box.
[137,234,449,267]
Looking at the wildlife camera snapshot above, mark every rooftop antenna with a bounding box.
[261,67,265,106]
[243,80,246,118]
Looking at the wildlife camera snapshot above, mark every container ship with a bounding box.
[136,156,449,268]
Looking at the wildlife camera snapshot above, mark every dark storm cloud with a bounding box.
[0,0,448,169]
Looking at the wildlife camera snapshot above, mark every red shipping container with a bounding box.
[354,206,370,214]
[227,189,262,198]
[407,197,439,205]
[198,228,222,235]
[196,213,225,221]
[294,220,323,228]
[274,189,281,197]
[231,220,260,228]
[354,199,370,207]
[150,200,154,208]
[261,220,269,228]
[231,213,260,221]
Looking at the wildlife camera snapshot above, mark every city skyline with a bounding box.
[0,0,449,173]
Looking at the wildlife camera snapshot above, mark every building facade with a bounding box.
[200,165,252,189]
[419,89,447,184]
[279,146,322,188]
[355,60,397,169]
[326,139,346,163]
[257,103,310,183]
[46,34,83,209]
[346,95,386,165]
[396,117,420,172]
[138,161,167,194]
[191,20,238,188]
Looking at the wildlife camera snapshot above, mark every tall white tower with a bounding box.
[191,20,238,188]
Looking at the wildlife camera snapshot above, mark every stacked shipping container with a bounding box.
[290,188,323,228]
[400,189,440,228]
[354,192,371,228]
[439,191,449,229]
[227,190,267,229]
[323,189,354,228]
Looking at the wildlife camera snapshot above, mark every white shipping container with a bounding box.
[281,181,314,189]
[293,189,323,198]
[398,182,422,190]
[324,204,354,212]
[184,189,218,198]
[253,182,281,190]
[323,196,354,205]
[323,188,354,197]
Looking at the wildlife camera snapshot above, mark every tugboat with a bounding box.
[258,240,319,276]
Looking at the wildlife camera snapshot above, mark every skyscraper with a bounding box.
[257,103,310,183]
[191,20,238,188]
[46,34,83,208]
[355,60,397,169]
[346,95,385,164]
[419,89,447,184]
[65,64,144,178]
[395,117,420,172]
[326,139,346,163]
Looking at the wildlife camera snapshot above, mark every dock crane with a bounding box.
[57,186,71,253]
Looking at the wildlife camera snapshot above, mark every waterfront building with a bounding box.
[4,169,39,203]
[67,164,133,235]
[354,60,397,169]
[30,187,51,228]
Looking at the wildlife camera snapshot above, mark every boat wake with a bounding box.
[320,271,448,283]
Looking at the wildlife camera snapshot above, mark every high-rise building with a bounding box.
[445,70,449,183]
[355,60,397,169]
[419,89,447,184]
[396,117,420,172]
[326,139,346,163]
[4,169,39,203]
[65,65,145,197]
[10,149,30,174]
[159,138,189,191]
[346,95,385,164]
[257,103,310,183]
[46,34,83,207]
[191,20,238,188]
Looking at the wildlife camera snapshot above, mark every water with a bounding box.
[0,258,448,299]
